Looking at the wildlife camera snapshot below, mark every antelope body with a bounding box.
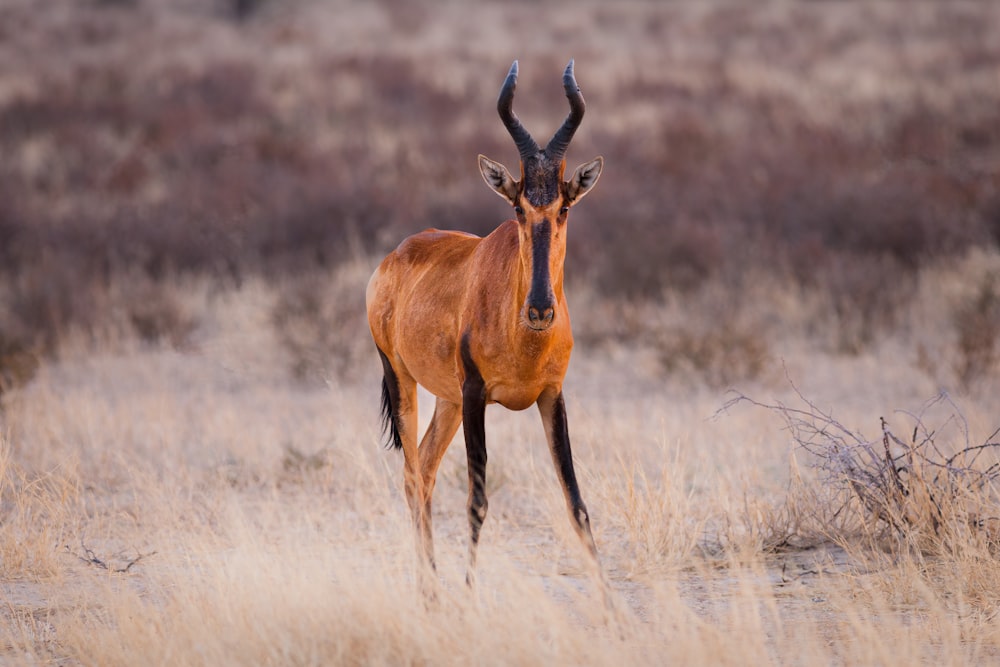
[366,60,603,581]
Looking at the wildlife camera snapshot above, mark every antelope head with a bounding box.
[479,60,603,332]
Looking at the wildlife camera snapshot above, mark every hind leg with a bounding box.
[377,350,424,557]
[417,397,463,569]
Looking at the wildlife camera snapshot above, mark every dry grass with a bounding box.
[1,254,999,665]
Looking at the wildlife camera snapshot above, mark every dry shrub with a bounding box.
[0,335,39,397]
[278,443,332,486]
[118,278,198,347]
[952,271,1000,389]
[270,260,372,384]
[819,254,916,355]
[655,278,775,387]
[571,275,777,387]
[1,251,111,354]
[657,322,769,389]
[730,388,1000,555]
[231,0,269,20]
[0,260,198,357]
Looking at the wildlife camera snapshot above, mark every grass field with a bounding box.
[2,255,1000,665]
[2,1,1000,664]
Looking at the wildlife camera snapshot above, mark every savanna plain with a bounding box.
[2,1,1000,664]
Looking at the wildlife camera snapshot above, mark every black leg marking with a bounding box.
[540,391,614,613]
[377,348,403,451]
[460,332,488,582]
[546,392,597,552]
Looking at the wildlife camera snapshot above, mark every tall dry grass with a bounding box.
[0,251,998,664]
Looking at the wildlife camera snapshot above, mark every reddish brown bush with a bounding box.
[1,1,998,360]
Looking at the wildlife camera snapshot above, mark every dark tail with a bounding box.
[377,349,403,451]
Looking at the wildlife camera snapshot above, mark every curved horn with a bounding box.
[497,60,540,161]
[544,59,585,161]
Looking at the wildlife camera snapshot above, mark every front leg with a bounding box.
[461,336,488,586]
[537,388,600,563]
[540,389,622,619]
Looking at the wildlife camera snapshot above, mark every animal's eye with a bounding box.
[560,206,569,215]
[514,206,524,216]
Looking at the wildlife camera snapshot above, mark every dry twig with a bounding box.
[65,541,156,574]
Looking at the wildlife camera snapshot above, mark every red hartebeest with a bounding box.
[366,60,603,582]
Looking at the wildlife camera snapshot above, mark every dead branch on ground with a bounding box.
[64,541,156,574]
[722,382,1000,548]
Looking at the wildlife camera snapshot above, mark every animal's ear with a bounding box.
[565,156,603,205]
[478,155,518,205]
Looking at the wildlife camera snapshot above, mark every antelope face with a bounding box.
[478,60,603,332]
[479,154,603,331]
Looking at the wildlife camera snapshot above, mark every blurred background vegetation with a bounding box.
[1,0,998,389]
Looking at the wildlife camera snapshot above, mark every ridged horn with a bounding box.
[544,59,585,161]
[497,60,540,161]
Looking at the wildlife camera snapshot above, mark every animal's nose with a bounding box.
[527,306,555,327]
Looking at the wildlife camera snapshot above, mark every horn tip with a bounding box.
[563,59,578,89]
[509,60,519,74]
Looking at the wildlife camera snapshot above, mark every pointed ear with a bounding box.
[565,156,603,204]
[478,155,519,205]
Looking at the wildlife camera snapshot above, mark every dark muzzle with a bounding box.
[526,218,555,330]
[526,303,555,329]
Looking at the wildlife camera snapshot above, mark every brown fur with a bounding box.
[368,212,571,412]
[366,61,604,581]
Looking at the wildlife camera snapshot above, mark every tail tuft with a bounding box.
[377,347,404,451]
[380,376,403,451]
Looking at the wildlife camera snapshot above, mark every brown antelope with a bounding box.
[366,60,603,582]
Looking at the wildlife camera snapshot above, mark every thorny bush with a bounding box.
[728,387,1000,555]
